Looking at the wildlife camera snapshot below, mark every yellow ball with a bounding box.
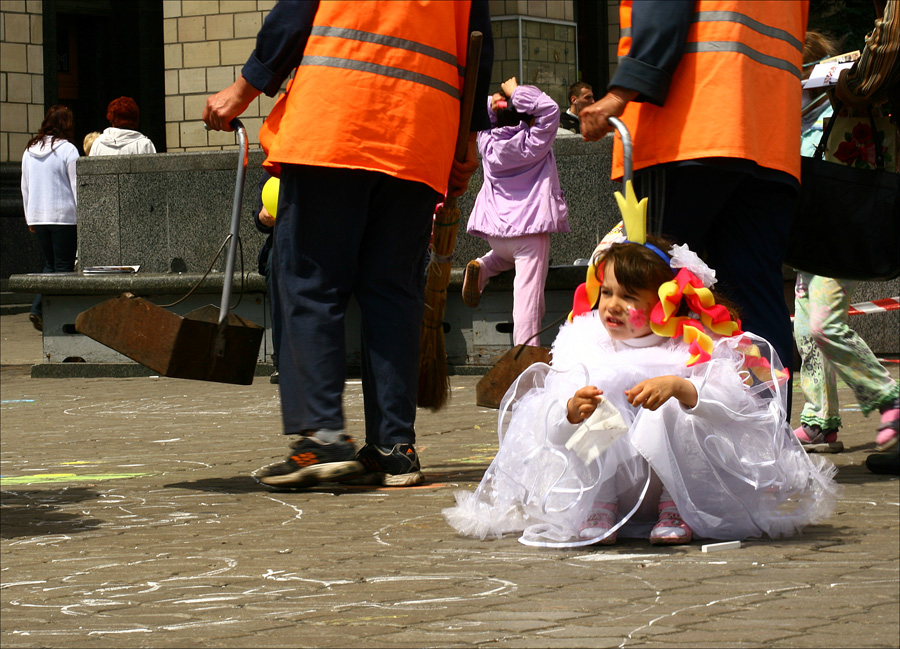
[261,176,280,218]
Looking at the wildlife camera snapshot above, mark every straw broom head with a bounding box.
[418,197,459,410]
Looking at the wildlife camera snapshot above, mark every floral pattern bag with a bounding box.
[824,106,898,173]
[785,105,900,281]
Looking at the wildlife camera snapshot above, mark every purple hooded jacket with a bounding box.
[466,85,570,239]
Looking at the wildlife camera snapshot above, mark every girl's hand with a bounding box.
[500,77,518,99]
[625,376,698,411]
[567,386,603,423]
[258,206,275,228]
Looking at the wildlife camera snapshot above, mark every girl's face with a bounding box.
[597,261,658,340]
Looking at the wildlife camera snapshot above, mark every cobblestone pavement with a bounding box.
[1,311,898,648]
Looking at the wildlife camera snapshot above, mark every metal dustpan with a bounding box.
[475,344,551,409]
[476,117,636,408]
[75,120,264,385]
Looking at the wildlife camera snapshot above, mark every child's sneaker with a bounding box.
[257,434,362,488]
[462,260,482,308]
[875,397,899,451]
[355,443,424,487]
[794,423,843,453]
[649,501,693,545]
[578,503,618,544]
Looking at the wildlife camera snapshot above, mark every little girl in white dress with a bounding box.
[444,190,840,548]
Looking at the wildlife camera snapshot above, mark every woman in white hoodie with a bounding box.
[88,96,156,156]
[21,105,79,331]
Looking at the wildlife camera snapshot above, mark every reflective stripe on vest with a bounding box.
[612,0,808,181]
[266,1,471,194]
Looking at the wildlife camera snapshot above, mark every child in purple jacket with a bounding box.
[462,77,570,346]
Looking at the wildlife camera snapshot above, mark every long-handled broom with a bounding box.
[418,31,483,411]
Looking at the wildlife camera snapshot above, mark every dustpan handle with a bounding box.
[219,118,248,324]
[608,116,632,185]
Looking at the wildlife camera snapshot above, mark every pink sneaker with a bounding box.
[579,503,618,544]
[875,398,899,451]
[794,424,843,453]
[650,501,693,545]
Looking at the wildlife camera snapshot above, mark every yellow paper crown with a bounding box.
[614,180,648,244]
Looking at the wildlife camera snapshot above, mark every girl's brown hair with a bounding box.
[596,236,676,295]
[595,237,741,321]
[25,105,74,152]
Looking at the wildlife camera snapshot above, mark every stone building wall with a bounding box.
[0,0,44,163]
[162,0,278,153]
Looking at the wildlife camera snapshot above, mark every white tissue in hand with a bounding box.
[565,397,628,464]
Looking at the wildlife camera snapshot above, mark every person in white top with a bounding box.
[21,105,80,331]
[88,96,156,156]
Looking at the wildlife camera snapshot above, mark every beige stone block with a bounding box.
[3,2,27,13]
[207,65,237,91]
[607,1,618,24]
[547,1,566,21]
[179,67,207,93]
[183,93,207,121]
[165,69,179,95]
[220,37,254,65]
[0,132,8,164]
[5,11,29,42]
[1,42,28,72]
[27,101,42,131]
[0,74,5,103]
[165,94,185,122]
[500,19,517,38]
[163,1,182,18]
[165,43,183,69]
[182,0,218,17]
[25,0,41,13]
[0,101,26,133]
[257,0,277,12]
[234,11,261,38]
[184,40,219,67]
[206,126,236,148]
[164,17,178,44]
[489,0,505,16]
[31,75,42,104]
[180,119,209,147]
[257,92,277,116]
[225,1,259,12]
[177,15,206,42]
[26,43,41,74]
[239,116,264,145]
[527,0,547,18]
[29,12,41,43]
[165,121,181,150]
[7,72,31,102]
[10,131,30,159]
[206,13,234,41]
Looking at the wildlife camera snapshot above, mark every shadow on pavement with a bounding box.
[0,487,104,539]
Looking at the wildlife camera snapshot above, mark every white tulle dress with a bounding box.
[444,312,840,547]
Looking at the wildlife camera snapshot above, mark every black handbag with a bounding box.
[784,106,900,281]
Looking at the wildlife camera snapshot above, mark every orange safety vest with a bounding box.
[263,1,472,194]
[612,0,808,182]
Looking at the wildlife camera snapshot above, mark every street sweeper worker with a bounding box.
[578,0,808,414]
[203,0,494,489]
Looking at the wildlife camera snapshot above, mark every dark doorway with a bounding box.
[43,0,165,155]
[574,0,610,91]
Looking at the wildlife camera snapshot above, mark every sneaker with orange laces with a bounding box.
[649,501,693,545]
[354,443,424,487]
[257,433,362,488]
